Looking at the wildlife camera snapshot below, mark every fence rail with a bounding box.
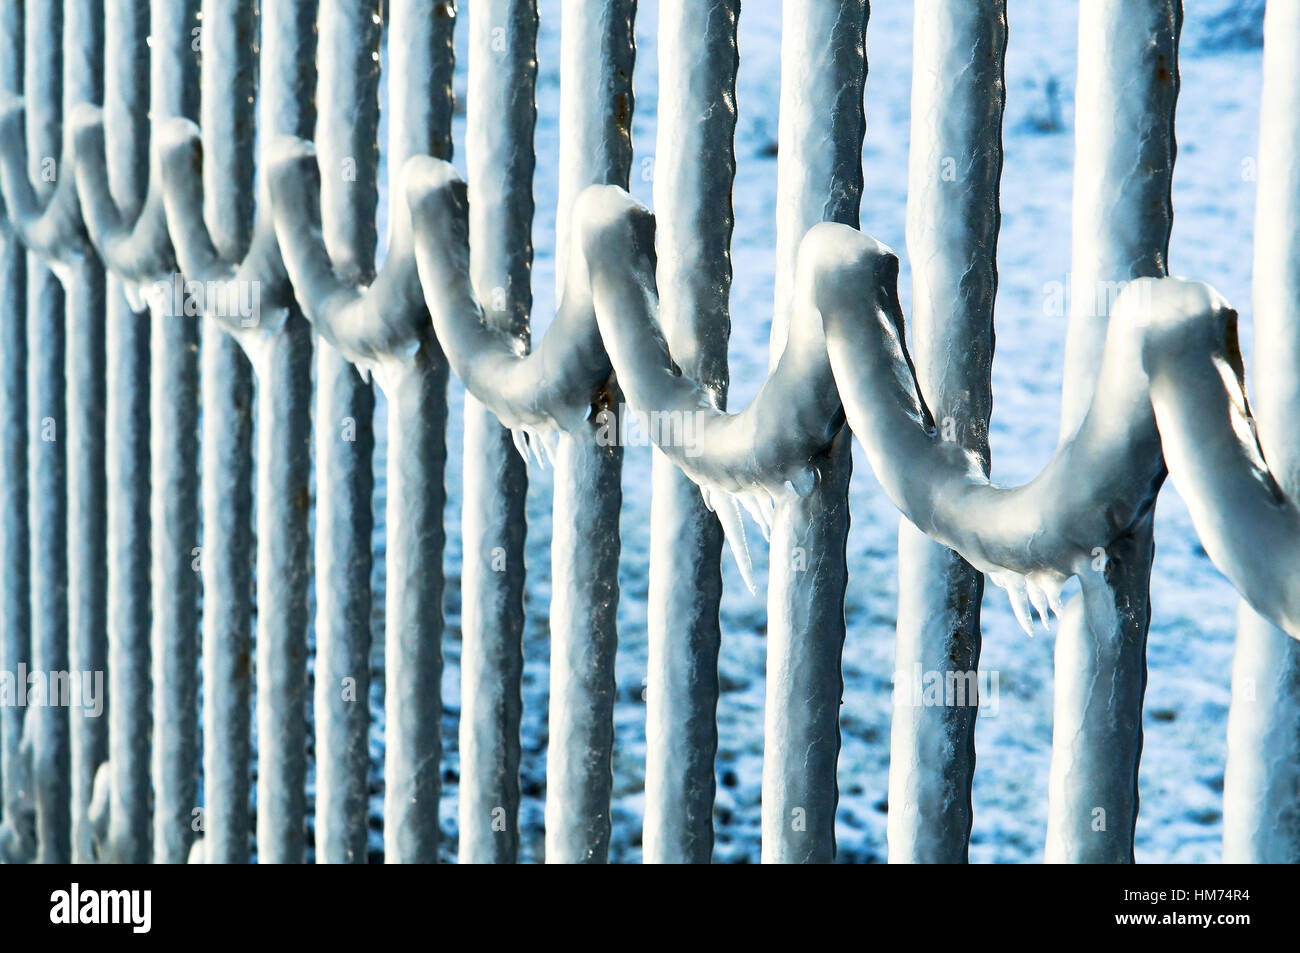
[0,0,1294,864]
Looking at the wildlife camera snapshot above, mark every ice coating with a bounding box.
[401,155,614,434]
[407,159,836,598]
[1141,284,1300,640]
[0,96,96,277]
[403,168,1194,633]
[265,136,430,377]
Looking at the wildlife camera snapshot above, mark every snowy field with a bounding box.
[352,0,1268,863]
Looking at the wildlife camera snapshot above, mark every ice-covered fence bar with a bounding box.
[544,0,632,864]
[1044,0,1179,864]
[61,0,108,868]
[194,0,257,864]
[460,0,534,864]
[89,0,152,865]
[761,0,864,864]
[144,0,201,865]
[303,0,379,864]
[889,0,1004,864]
[377,0,452,866]
[26,0,73,865]
[642,0,735,864]
[0,0,31,865]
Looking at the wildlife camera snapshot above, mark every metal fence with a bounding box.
[0,0,1294,864]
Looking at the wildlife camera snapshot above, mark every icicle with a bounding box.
[738,489,772,543]
[699,484,756,594]
[506,425,560,469]
[526,430,547,468]
[1030,569,1067,621]
[125,277,152,314]
[756,489,777,536]
[510,427,531,465]
[989,569,1035,637]
[533,428,560,468]
[718,493,757,594]
[1025,575,1052,631]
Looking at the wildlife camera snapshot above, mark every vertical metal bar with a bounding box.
[24,0,71,865]
[544,0,634,865]
[311,358,374,859]
[102,276,150,864]
[312,0,380,864]
[642,0,736,864]
[63,0,107,867]
[379,357,448,863]
[198,0,317,867]
[889,0,1004,864]
[380,0,453,865]
[192,0,254,867]
[249,0,316,867]
[460,0,535,866]
[250,325,314,863]
[149,0,203,865]
[198,324,253,862]
[1044,0,1179,864]
[1223,607,1300,861]
[760,0,866,865]
[0,0,30,865]
[1223,0,1300,864]
[96,0,152,867]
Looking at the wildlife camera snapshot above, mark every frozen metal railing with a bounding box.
[415,0,858,864]
[85,0,152,867]
[0,0,1291,867]
[1139,0,1300,863]
[0,0,107,864]
[269,0,453,863]
[398,0,635,863]
[286,0,379,865]
[412,0,1192,866]
[56,0,202,863]
[155,0,317,863]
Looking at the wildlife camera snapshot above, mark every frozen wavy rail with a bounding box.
[0,0,1294,866]
[410,174,1187,626]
